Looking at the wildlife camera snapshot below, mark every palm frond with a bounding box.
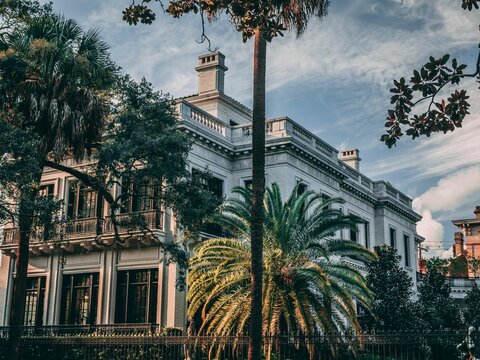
[188,182,374,358]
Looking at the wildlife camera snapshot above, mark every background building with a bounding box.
[0,52,421,329]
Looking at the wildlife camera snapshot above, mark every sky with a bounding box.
[42,0,480,258]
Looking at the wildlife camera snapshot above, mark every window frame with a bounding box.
[119,176,159,214]
[66,179,98,220]
[24,276,46,327]
[347,210,359,243]
[60,273,99,325]
[403,234,411,267]
[115,269,159,324]
[364,221,370,249]
[389,227,397,249]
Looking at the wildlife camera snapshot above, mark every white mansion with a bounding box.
[0,52,422,329]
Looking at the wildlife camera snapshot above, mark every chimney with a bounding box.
[474,206,480,219]
[339,149,361,171]
[195,51,228,94]
[453,232,465,257]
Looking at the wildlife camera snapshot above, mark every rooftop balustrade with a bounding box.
[177,100,416,212]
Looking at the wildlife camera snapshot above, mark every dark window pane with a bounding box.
[78,186,97,219]
[24,277,45,326]
[364,222,370,249]
[208,177,223,198]
[390,228,397,248]
[350,228,358,243]
[404,235,410,267]
[67,183,77,219]
[297,182,307,196]
[115,269,158,324]
[192,169,224,236]
[61,273,98,325]
[321,193,331,211]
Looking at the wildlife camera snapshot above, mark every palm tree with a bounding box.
[247,4,330,358]
[188,183,376,359]
[0,14,115,359]
[122,1,332,358]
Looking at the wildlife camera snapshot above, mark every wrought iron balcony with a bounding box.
[0,210,164,253]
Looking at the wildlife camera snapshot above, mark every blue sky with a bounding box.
[43,0,480,257]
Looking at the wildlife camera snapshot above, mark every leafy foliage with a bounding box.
[0,120,43,223]
[381,2,480,148]
[464,283,480,327]
[187,183,375,357]
[468,256,480,278]
[0,14,117,160]
[0,0,52,32]
[361,245,422,331]
[122,0,330,42]
[449,255,468,278]
[462,0,480,11]
[417,257,463,330]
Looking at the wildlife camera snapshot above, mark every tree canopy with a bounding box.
[122,0,329,42]
[464,283,480,328]
[417,258,463,330]
[361,245,422,331]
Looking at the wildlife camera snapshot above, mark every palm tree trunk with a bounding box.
[248,27,267,360]
[7,184,40,360]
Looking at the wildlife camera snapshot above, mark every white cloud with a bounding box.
[412,166,480,258]
[414,207,446,258]
[419,166,480,213]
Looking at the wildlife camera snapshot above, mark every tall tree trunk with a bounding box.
[248,28,267,360]
[7,176,41,360]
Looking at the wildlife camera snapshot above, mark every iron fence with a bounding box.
[0,328,474,360]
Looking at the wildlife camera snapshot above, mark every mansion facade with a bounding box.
[0,52,422,329]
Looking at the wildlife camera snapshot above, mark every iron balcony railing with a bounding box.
[1,209,163,247]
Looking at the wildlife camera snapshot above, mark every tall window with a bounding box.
[39,184,55,240]
[350,227,358,243]
[193,169,224,236]
[208,177,223,199]
[297,182,308,215]
[67,181,97,219]
[116,269,158,324]
[364,221,370,249]
[296,182,307,196]
[244,179,253,190]
[192,169,224,198]
[61,273,99,325]
[389,227,397,249]
[321,193,331,211]
[120,177,158,213]
[24,277,46,326]
[404,235,411,267]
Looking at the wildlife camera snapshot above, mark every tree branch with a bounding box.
[44,160,115,205]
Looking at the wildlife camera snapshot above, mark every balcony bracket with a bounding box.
[39,244,53,254]
[80,241,93,252]
[60,244,74,253]
[140,236,152,246]
[29,246,43,256]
